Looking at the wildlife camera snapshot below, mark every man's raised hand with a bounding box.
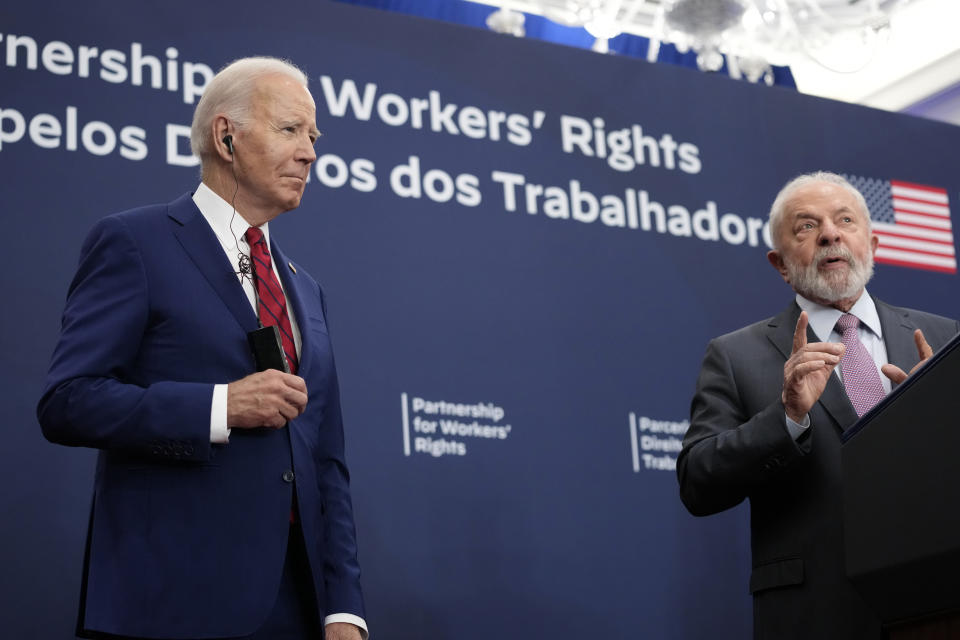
[781,311,845,423]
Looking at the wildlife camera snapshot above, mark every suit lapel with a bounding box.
[167,194,258,333]
[764,302,802,363]
[875,297,918,390]
[766,300,859,431]
[271,240,313,376]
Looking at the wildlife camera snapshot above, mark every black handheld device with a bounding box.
[247,326,290,373]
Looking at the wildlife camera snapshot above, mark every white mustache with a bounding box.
[814,245,854,263]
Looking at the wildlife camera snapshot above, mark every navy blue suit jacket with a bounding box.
[38,193,365,638]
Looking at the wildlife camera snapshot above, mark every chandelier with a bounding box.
[475,0,913,83]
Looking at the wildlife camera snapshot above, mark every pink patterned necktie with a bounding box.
[836,313,885,417]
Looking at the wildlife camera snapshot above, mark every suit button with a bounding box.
[282,470,295,483]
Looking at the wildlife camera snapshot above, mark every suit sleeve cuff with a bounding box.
[325,613,369,639]
[784,412,810,441]
[210,384,230,444]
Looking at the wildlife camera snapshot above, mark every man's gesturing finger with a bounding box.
[882,329,936,384]
[914,328,934,361]
[792,311,810,354]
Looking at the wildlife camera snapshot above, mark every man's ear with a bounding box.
[767,250,789,283]
[212,115,233,161]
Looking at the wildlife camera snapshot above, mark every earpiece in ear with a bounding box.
[222,135,234,154]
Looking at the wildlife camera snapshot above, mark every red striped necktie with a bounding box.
[244,227,298,374]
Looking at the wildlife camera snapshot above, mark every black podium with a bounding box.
[842,332,960,639]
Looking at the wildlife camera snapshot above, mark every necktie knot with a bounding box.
[244,226,265,248]
[836,313,860,334]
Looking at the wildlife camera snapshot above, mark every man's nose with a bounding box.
[818,220,841,245]
[298,136,317,164]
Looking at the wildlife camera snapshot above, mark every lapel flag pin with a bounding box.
[288,262,297,274]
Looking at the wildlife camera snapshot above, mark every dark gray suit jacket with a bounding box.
[678,297,959,640]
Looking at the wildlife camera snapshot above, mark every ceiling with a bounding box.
[790,0,960,124]
[468,0,960,126]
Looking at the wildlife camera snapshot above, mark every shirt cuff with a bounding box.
[210,384,230,444]
[784,412,810,441]
[325,613,369,639]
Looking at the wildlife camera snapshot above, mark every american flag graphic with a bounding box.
[845,175,956,274]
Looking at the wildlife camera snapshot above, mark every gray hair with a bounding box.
[768,171,871,251]
[190,56,309,160]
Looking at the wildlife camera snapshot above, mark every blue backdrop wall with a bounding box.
[3,1,959,638]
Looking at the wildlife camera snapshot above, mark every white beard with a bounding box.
[785,245,874,303]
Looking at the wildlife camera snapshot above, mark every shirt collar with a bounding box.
[795,289,882,341]
[192,182,271,259]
